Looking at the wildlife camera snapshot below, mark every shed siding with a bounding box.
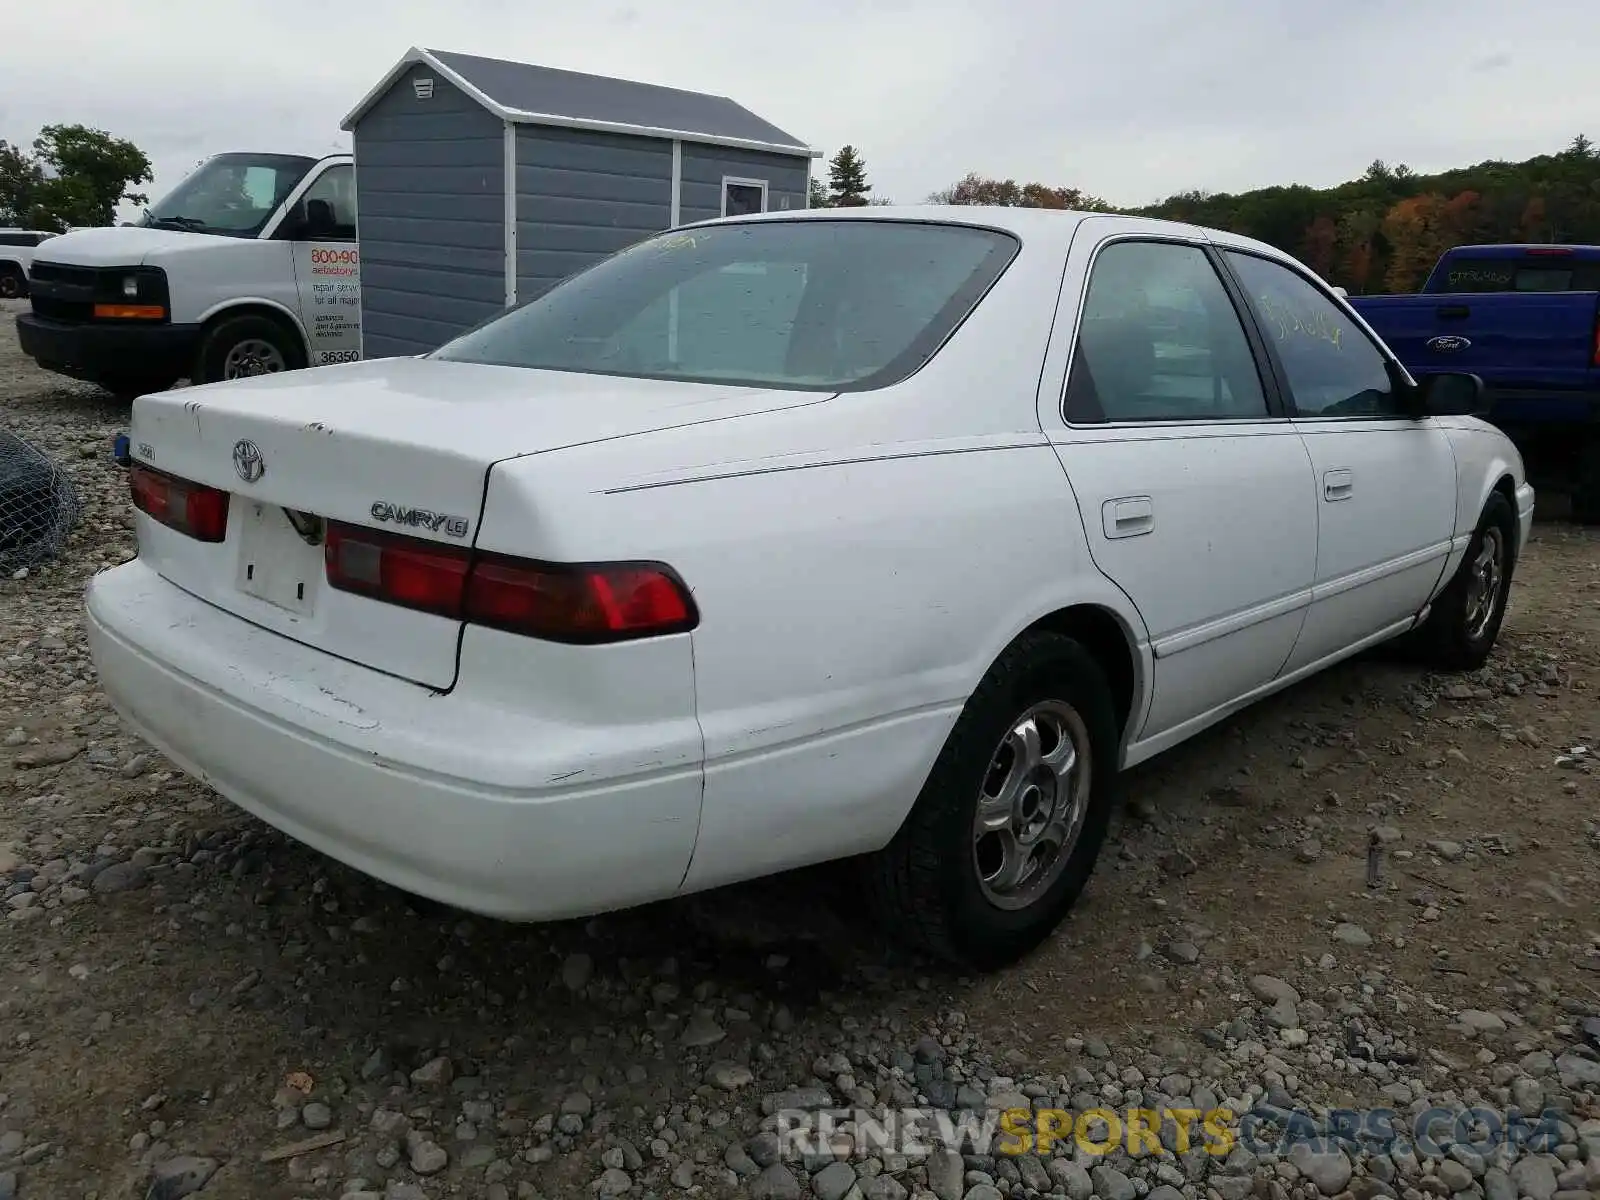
[513,126,673,302]
[678,146,809,226]
[353,70,504,357]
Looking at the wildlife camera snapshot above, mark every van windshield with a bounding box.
[429,219,1020,392]
[140,153,318,238]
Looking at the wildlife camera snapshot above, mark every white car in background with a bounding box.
[84,207,1532,971]
[0,229,59,299]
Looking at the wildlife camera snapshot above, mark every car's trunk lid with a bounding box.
[128,357,826,689]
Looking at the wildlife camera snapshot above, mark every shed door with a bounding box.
[721,177,768,216]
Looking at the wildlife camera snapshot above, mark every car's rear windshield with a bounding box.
[1433,256,1600,292]
[428,219,1020,392]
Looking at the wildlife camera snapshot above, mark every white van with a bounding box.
[15,152,360,401]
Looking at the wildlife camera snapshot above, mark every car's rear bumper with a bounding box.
[84,560,702,920]
[16,312,198,388]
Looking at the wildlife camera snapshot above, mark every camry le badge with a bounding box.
[1425,334,1471,354]
[233,439,265,483]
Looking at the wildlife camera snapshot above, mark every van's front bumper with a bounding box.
[84,560,703,920]
[16,312,198,389]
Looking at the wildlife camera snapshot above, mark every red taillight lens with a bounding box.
[129,464,230,542]
[1593,317,1600,368]
[323,522,697,643]
[467,555,696,641]
[324,522,471,619]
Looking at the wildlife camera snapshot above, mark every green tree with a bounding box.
[0,124,152,231]
[827,145,871,207]
[808,176,829,208]
[0,141,48,227]
[929,172,1115,211]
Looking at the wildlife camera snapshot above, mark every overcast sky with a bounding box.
[3,0,1595,222]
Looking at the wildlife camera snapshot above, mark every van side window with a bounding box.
[1064,240,1269,424]
[298,165,357,242]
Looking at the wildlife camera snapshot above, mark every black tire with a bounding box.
[1409,491,1517,671]
[193,313,305,385]
[864,630,1120,972]
[1574,438,1600,526]
[0,265,25,300]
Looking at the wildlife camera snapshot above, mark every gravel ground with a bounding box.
[2,297,1599,1200]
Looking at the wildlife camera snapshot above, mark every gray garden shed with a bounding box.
[341,47,820,358]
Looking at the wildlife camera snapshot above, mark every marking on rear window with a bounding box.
[369,502,469,538]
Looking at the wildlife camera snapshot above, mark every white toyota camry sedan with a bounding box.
[85,206,1534,971]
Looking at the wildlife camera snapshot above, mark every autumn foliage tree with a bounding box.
[1136,133,1600,294]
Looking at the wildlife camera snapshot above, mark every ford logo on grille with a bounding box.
[1425,334,1472,354]
[232,439,264,483]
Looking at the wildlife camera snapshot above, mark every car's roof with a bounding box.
[681,204,1291,263]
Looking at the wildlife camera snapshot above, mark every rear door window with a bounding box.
[1063,239,1270,423]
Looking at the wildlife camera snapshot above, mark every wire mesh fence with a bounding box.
[0,429,81,575]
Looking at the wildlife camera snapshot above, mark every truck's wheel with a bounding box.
[193,314,305,385]
[0,266,24,299]
[1574,439,1600,526]
[863,630,1119,971]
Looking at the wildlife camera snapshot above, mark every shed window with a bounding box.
[721,179,767,217]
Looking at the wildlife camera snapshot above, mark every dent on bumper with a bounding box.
[83,562,703,920]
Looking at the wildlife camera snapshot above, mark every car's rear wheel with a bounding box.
[865,630,1119,971]
[0,265,25,299]
[1408,491,1516,671]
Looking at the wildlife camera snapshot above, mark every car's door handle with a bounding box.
[1323,469,1354,501]
[1102,495,1154,539]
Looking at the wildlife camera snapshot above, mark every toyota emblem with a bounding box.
[232,439,265,483]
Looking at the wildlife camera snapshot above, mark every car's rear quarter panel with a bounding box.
[483,421,1143,897]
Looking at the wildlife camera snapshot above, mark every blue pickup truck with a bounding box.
[1347,243,1600,522]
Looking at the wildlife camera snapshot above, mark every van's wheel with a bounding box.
[193,314,305,385]
[864,630,1119,972]
[1408,491,1517,671]
[0,266,25,299]
[1574,438,1600,525]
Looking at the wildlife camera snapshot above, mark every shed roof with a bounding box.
[343,47,819,159]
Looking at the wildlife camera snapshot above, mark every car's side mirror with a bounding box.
[1415,371,1489,418]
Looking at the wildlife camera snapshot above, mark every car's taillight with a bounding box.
[323,522,698,643]
[1593,314,1600,367]
[324,522,471,619]
[129,464,230,542]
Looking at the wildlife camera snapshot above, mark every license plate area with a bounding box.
[235,501,322,616]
